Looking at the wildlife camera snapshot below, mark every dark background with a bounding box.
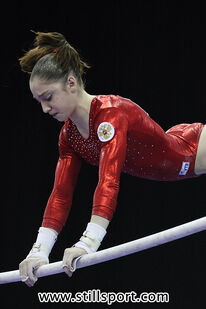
[0,0,206,308]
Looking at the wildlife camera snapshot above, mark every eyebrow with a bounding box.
[33,90,49,100]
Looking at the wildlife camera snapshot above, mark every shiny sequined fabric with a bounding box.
[42,95,204,232]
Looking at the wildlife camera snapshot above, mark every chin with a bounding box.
[54,114,67,122]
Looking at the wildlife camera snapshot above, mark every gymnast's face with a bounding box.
[30,76,78,122]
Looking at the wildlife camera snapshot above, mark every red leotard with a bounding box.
[42,95,204,233]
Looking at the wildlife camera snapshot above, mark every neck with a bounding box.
[69,89,95,136]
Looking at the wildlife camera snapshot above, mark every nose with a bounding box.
[41,102,52,114]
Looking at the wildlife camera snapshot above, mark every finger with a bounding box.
[62,248,71,264]
[63,249,78,267]
[19,260,28,279]
[20,261,30,283]
[33,260,46,273]
[27,267,37,286]
[62,256,82,277]
[20,260,37,287]
[62,248,87,276]
[62,258,74,277]
[20,266,34,288]
[24,277,36,288]
[63,265,73,278]
[62,251,78,277]
[21,275,29,282]
[62,256,75,273]
[32,260,46,281]
[22,263,36,287]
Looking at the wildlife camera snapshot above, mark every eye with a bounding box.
[45,94,52,101]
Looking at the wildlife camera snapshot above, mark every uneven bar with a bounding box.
[0,216,205,284]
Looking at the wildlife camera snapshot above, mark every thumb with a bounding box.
[63,265,73,278]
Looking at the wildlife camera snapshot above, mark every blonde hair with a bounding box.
[19,31,90,87]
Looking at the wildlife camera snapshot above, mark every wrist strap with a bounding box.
[75,222,106,253]
[27,243,49,263]
[27,227,57,258]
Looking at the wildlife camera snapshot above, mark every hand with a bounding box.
[19,256,48,287]
[62,247,87,277]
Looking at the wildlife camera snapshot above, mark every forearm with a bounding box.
[42,155,81,233]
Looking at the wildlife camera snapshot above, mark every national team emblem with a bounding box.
[97,122,115,142]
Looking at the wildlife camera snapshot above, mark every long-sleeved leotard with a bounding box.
[42,95,204,233]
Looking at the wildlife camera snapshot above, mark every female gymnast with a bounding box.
[18,31,206,287]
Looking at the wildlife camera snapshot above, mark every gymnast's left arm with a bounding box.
[62,109,128,277]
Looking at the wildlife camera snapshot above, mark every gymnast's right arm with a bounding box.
[19,126,82,287]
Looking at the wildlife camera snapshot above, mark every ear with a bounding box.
[66,75,78,93]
